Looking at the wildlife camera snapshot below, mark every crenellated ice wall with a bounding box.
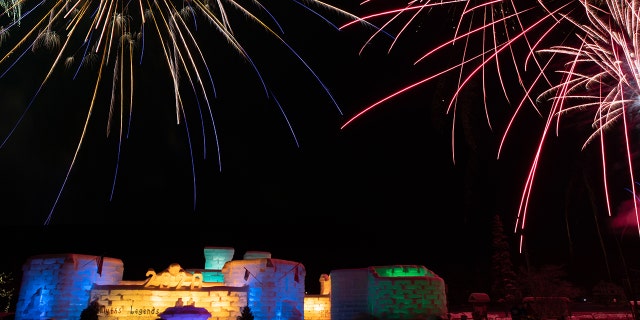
[222,258,305,320]
[328,268,370,320]
[203,247,234,270]
[91,283,248,319]
[304,274,331,320]
[201,247,234,283]
[14,248,448,320]
[242,251,271,260]
[304,295,331,320]
[329,265,448,320]
[15,254,123,320]
[368,265,447,319]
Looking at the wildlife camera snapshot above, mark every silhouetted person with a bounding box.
[510,303,523,320]
[80,300,100,320]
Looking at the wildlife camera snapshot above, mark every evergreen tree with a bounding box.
[0,272,15,313]
[238,305,255,320]
[518,264,584,298]
[490,214,521,304]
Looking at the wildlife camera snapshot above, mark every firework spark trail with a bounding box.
[538,0,640,237]
[0,0,373,225]
[340,0,640,243]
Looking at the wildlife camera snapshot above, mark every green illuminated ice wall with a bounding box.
[330,265,447,320]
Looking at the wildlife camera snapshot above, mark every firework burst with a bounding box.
[0,0,369,225]
[340,0,640,244]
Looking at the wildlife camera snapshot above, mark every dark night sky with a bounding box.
[1,0,639,303]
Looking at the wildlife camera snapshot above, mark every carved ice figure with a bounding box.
[144,263,202,289]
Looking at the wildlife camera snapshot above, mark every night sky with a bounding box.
[1,0,639,305]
